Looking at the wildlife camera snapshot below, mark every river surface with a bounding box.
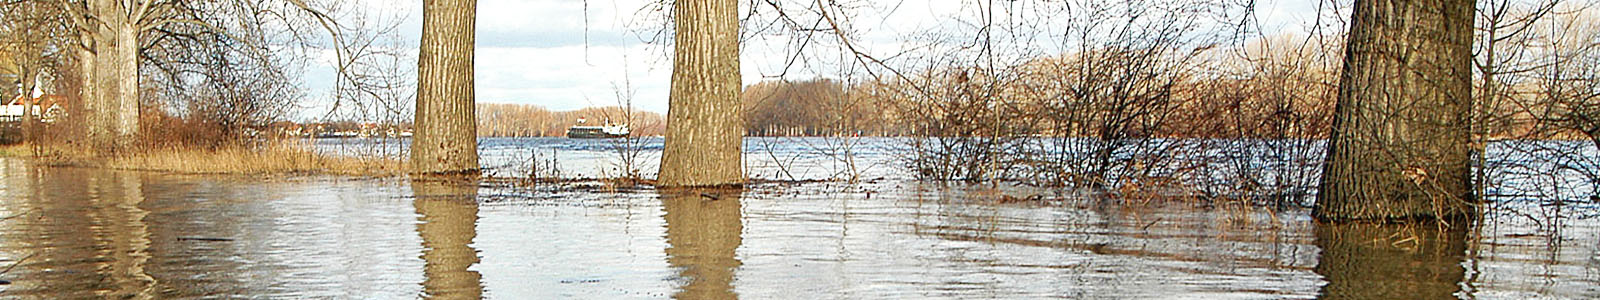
[0,156,1597,298]
[316,137,1600,202]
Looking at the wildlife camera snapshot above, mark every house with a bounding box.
[1,94,64,123]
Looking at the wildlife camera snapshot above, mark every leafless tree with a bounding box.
[0,0,405,156]
[1482,1,1600,219]
[0,0,70,144]
[598,73,661,182]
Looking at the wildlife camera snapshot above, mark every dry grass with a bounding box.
[0,143,32,158]
[2,140,407,176]
[112,142,406,176]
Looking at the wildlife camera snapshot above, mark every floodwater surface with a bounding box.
[0,158,1597,299]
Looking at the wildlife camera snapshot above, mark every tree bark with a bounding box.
[109,20,139,144]
[412,0,480,174]
[659,0,743,187]
[20,72,34,143]
[93,32,116,147]
[1316,0,1475,222]
[77,47,98,143]
[77,0,140,151]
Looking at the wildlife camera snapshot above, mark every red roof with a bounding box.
[8,94,64,108]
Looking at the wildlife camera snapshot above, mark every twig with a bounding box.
[0,209,36,222]
[0,251,39,276]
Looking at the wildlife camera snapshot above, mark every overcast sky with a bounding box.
[298,0,1322,119]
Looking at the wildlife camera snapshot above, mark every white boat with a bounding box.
[566,117,630,138]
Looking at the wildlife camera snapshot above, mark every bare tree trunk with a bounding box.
[77,0,139,151]
[1316,0,1475,222]
[93,36,116,147]
[79,46,101,144]
[659,0,743,187]
[20,72,35,143]
[412,0,479,174]
[109,21,139,144]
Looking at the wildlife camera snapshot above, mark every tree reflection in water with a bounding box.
[96,171,158,297]
[662,189,744,300]
[0,166,157,298]
[1314,221,1469,299]
[411,178,484,299]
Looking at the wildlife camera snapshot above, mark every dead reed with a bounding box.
[1,140,406,176]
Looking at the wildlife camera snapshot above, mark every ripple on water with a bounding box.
[0,159,1596,299]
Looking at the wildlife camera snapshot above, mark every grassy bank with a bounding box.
[0,143,32,157]
[0,141,406,176]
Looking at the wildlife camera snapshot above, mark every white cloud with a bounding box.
[474,45,671,112]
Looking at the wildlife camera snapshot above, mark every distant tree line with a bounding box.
[475,103,665,137]
[741,79,897,136]
[739,35,1340,141]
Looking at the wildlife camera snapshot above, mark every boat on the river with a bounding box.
[566,117,630,138]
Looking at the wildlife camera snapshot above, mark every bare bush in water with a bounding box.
[740,78,885,182]
[1474,1,1600,222]
[875,0,1242,195]
[834,0,1347,205]
[600,76,658,183]
[1175,34,1341,207]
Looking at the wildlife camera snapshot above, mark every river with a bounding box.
[0,154,1597,298]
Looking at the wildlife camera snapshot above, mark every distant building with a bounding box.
[0,94,63,123]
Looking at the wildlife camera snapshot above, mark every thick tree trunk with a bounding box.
[92,38,117,148]
[78,44,100,144]
[412,0,480,174]
[659,0,743,187]
[20,73,34,143]
[1316,0,1475,222]
[109,21,139,143]
[79,0,139,151]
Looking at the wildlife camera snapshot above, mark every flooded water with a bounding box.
[315,137,908,181]
[317,137,1600,203]
[1,158,1597,299]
